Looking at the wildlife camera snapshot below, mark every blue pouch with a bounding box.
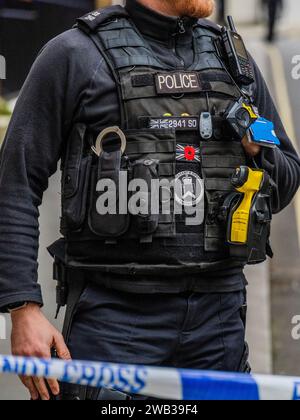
[249,117,280,148]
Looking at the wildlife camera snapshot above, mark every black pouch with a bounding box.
[61,124,92,234]
[223,173,273,264]
[200,141,247,253]
[130,159,160,236]
[124,129,176,240]
[88,150,130,238]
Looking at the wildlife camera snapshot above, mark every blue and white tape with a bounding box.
[0,355,300,400]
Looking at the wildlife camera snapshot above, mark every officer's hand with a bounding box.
[242,135,261,157]
[11,303,71,400]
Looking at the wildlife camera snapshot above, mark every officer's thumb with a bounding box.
[54,332,72,360]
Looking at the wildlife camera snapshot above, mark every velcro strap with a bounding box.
[76,6,128,33]
[199,71,233,84]
[194,36,216,53]
[104,34,147,50]
[202,156,246,168]
[159,163,176,177]
[114,55,163,70]
[159,214,174,224]
[126,140,175,155]
[205,225,224,239]
[132,74,155,87]
[205,178,233,191]
[204,237,225,252]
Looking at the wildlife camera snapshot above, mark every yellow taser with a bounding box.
[230,167,264,244]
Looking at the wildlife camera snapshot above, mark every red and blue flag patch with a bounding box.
[176,144,200,162]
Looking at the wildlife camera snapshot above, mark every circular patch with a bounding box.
[175,171,204,207]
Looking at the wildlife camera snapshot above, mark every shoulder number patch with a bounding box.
[155,72,202,95]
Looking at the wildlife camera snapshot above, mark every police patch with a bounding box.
[155,72,202,95]
[176,144,200,162]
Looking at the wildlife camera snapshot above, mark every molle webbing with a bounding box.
[76,7,225,73]
[192,26,224,70]
[131,71,233,88]
[96,19,165,70]
[123,69,239,101]
[93,20,224,72]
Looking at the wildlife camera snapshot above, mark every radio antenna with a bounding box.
[227,16,237,32]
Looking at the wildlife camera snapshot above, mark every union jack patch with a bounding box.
[148,117,199,131]
[176,144,200,162]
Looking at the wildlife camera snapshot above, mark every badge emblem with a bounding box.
[175,171,204,207]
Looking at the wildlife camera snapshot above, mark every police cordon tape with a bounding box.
[0,355,300,400]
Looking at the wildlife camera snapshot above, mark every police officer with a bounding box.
[0,0,299,401]
[217,0,226,24]
[265,0,284,42]
[262,0,284,42]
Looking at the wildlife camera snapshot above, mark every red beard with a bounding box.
[164,0,215,18]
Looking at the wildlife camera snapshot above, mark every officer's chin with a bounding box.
[176,0,215,19]
[196,0,216,19]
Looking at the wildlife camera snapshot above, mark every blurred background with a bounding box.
[0,0,300,399]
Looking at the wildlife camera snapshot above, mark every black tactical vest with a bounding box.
[58,6,253,276]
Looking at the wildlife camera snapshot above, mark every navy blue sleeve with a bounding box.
[251,58,300,212]
[0,30,93,311]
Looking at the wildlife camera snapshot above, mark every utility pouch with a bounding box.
[61,124,92,234]
[130,159,160,237]
[200,141,247,253]
[89,149,130,238]
[120,128,176,240]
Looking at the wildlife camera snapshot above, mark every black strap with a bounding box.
[266,241,274,259]
[62,271,86,342]
[66,259,237,276]
[77,29,127,130]
[132,74,155,87]
[76,6,129,33]
[199,71,233,84]
[196,19,222,35]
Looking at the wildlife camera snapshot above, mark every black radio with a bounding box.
[221,16,254,86]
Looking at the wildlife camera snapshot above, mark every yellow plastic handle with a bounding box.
[230,168,264,244]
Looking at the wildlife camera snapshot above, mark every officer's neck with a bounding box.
[137,0,181,17]
[126,0,197,43]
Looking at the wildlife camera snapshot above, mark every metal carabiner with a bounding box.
[91,126,127,156]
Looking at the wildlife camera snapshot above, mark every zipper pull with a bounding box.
[177,18,186,34]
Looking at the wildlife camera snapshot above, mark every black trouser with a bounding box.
[60,282,249,400]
